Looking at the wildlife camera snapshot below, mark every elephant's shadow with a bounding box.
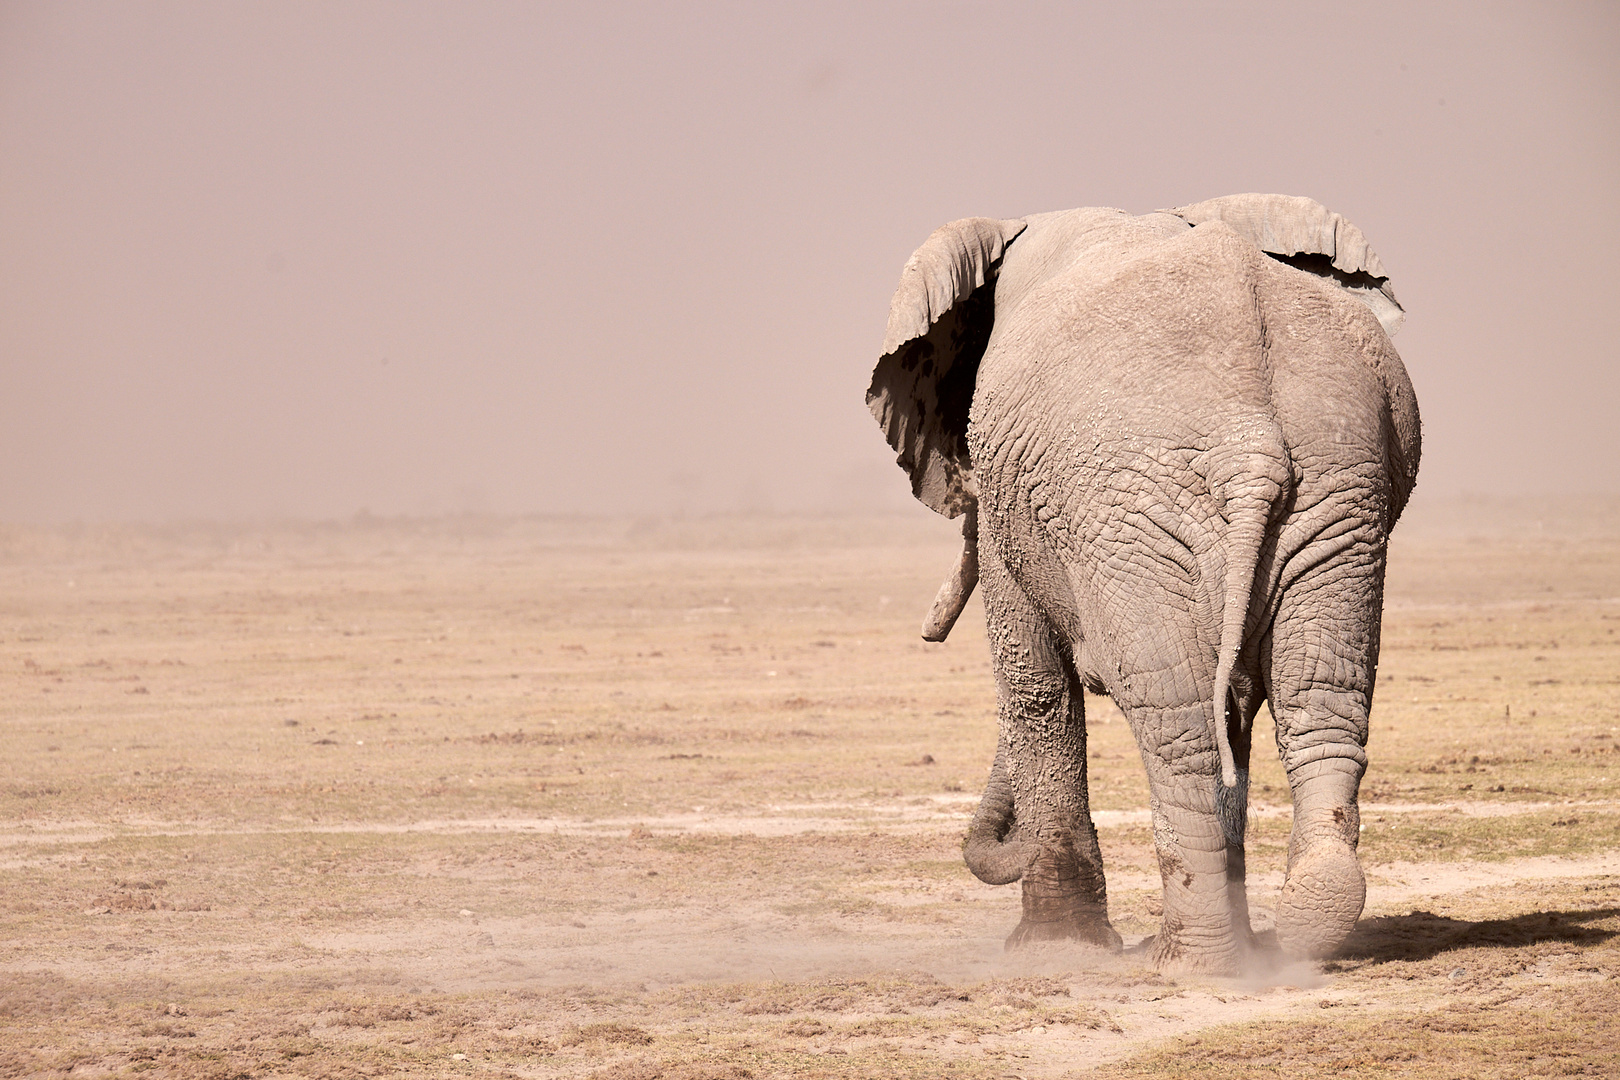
[1328,907,1619,965]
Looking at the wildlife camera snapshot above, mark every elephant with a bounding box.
[866,194,1420,974]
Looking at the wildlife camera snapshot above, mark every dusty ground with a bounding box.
[2,498,1618,1078]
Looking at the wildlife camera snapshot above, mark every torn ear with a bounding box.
[866,216,1026,517]
[1165,194,1405,336]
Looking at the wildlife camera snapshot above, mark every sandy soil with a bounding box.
[1,501,1617,1078]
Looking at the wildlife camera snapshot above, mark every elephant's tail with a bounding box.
[1209,455,1288,789]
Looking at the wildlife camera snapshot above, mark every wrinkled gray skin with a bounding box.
[867,195,1420,974]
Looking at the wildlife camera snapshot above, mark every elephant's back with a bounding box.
[975,219,1414,495]
[975,220,1285,476]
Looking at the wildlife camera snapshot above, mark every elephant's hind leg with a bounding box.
[1123,694,1252,976]
[976,535,1119,951]
[1099,605,1261,974]
[1263,523,1386,960]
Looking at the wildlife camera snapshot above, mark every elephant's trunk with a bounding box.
[922,509,979,642]
[963,747,1029,885]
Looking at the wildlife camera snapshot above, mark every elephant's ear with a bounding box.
[867,216,1026,517]
[1165,193,1405,336]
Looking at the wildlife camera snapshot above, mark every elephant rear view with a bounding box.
[867,194,1419,974]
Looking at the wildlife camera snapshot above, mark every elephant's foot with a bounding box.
[1275,838,1365,959]
[1004,839,1121,952]
[1006,911,1121,951]
[1145,917,1244,976]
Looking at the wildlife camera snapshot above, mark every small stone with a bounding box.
[451,1052,467,1060]
[459,909,473,917]
[1448,968,1466,980]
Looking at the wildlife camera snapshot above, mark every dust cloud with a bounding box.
[520,920,1322,997]
[521,911,1111,993]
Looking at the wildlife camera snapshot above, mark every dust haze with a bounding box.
[2,2,1617,523]
[4,5,1620,1077]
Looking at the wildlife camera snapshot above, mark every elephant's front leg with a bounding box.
[965,543,1120,950]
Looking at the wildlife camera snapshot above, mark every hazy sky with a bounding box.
[2,2,1615,521]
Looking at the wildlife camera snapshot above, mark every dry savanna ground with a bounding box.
[2,499,1618,1079]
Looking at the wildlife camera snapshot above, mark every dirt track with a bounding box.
[2,503,1617,1077]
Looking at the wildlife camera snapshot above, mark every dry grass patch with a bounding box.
[1088,984,1620,1078]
